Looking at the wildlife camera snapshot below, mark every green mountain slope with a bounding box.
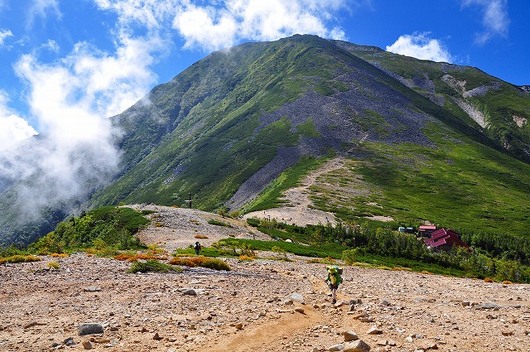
[2,34,530,246]
[91,35,529,237]
[338,41,530,161]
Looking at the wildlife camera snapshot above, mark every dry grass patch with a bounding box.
[114,252,166,262]
[0,254,41,265]
[238,255,255,261]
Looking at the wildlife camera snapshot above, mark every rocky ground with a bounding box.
[1,206,529,352]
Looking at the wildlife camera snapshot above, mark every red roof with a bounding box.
[424,228,468,249]
[419,225,437,231]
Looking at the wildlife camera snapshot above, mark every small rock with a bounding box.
[82,341,93,350]
[63,337,76,346]
[294,307,306,314]
[234,323,244,330]
[475,302,500,310]
[344,339,371,352]
[78,323,104,336]
[182,289,197,296]
[350,298,362,305]
[343,331,359,342]
[290,293,305,303]
[420,341,438,350]
[376,339,388,346]
[83,286,101,292]
[367,326,383,335]
[501,331,514,336]
[328,343,344,351]
[379,299,391,306]
[153,332,163,340]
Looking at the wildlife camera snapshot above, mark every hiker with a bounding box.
[194,241,202,255]
[325,265,343,304]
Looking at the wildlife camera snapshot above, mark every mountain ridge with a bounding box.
[1,34,529,246]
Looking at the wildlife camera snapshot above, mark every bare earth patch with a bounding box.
[1,253,529,352]
[243,157,395,226]
[1,205,529,351]
[243,159,344,227]
[128,204,270,252]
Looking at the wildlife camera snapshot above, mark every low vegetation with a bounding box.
[29,206,148,254]
[0,254,41,265]
[128,260,181,274]
[241,218,530,283]
[169,256,231,271]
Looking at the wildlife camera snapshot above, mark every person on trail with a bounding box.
[325,265,343,304]
[194,241,202,255]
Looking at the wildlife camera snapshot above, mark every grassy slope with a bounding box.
[342,42,530,163]
[98,36,530,236]
[306,125,530,237]
[92,36,366,210]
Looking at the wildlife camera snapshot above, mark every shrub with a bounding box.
[194,234,209,239]
[114,251,165,262]
[169,256,230,271]
[47,261,60,270]
[239,255,255,261]
[271,246,289,261]
[207,219,232,227]
[342,248,361,265]
[128,260,181,273]
[146,244,166,255]
[0,254,41,265]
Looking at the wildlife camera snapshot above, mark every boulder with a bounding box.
[342,330,359,342]
[344,340,371,352]
[78,323,104,336]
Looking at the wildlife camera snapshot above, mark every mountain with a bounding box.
[2,34,530,246]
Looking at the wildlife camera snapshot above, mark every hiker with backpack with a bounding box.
[325,265,343,304]
[194,241,202,255]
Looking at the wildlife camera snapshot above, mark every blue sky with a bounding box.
[0,0,527,148]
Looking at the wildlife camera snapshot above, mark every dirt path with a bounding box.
[201,305,324,352]
[243,158,345,227]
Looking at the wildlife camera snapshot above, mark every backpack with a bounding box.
[326,265,343,285]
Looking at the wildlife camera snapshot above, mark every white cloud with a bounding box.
[27,0,62,28]
[0,92,37,151]
[173,3,237,50]
[95,0,352,52]
[173,0,349,51]
[94,0,180,30]
[0,29,12,47]
[386,33,453,63]
[1,0,169,218]
[462,0,510,44]
[9,52,121,212]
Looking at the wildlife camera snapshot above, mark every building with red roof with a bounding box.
[418,224,437,237]
[424,228,468,251]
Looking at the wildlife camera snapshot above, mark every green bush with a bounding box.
[207,219,232,227]
[128,260,181,273]
[169,256,231,271]
[30,206,148,254]
[342,248,361,265]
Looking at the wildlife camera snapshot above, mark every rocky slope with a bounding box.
[1,207,529,352]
